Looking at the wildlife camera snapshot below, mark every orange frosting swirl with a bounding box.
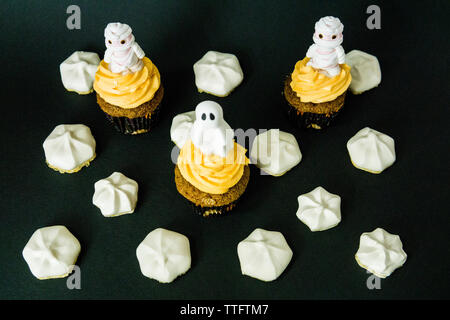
[93,57,161,108]
[177,140,249,194]
[290,57,351,103]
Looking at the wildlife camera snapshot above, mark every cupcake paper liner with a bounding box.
[104,102,162,135]
[285,102,342,130]
[187,199,239,217]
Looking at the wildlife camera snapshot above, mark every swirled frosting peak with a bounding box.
[177,139,248,194]
[290,57,351,103]
[93,57,161,108]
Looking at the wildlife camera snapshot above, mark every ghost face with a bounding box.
[195,101,223,129]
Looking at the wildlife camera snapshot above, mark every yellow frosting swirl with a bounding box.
[93,57,161,109]
[177,140,249,194]
[290,57,351,103]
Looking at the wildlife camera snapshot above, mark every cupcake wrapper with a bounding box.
[285,102,342,130]
[187,200,239,217]
[104,103,162,135]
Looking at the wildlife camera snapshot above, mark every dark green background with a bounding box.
[1,0,449,300]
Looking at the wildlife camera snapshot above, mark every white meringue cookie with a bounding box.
[250,129,302,176]
[346,50,381,94]
[355,228,407,278]
[93,172,138,217]
[347,127,396,174]
[296,186,341,232]
[60,51,100,94]
[237,228,293,282]
[43,124,96,173]
[170,111,196,149]
[193,51,244,97]
[136,228,191,283]
[22,226,81,280]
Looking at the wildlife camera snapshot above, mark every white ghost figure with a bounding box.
[103,22,145,75]
[190,101,233,158]
[306,16,346,77]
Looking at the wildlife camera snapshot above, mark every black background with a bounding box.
[0,0,449,300]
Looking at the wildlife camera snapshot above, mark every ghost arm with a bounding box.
[336,45,345,64]
[132,42,145,59]
[190,122,203,147]
[104,48,112,63]
[215,127,234,158]
[214,130,228,158]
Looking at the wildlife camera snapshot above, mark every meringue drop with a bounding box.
[136,228,191,283]
[346,50,381,94]
[347,127,396,174]
[237,228,293,282]
[250,129,302,176]
[193,51,244,97]
[43,124,96,173]
[355,228,407,278]
[92,172,138,217]
[22,226,81,280]
[60,51,100,94]
[296,186,341,231]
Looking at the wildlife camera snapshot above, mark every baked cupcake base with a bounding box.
[96,85,164,135]
[283,76,346,130]
[174,165,250,217]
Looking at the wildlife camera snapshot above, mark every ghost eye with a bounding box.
[201,113,207,120]
[318,34,323,39]
[332,35,337,39]
[209,113,215,120]
[120,40,125,44]
[108,40,112,44]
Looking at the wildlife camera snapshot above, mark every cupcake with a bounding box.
[93,22,163,135]
[284,16,351,129]
[173,101,250,217]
